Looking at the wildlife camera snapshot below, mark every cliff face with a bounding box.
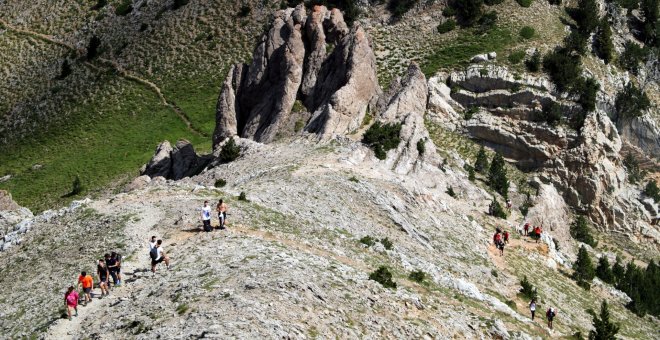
[213,5,380,147]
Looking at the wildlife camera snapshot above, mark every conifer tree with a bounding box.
[594,19,614,64]
[611,256,625,287]
[573,245,595,288]
[589,300,619,340]
[596,256,614,284]
[474,146,489,173]
[488,153,509,199]
[575,0,599,34]
[570,215,597,247]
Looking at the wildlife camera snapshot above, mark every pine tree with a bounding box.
[594,19,614,64]
[474,146,489,173]
[570,215,597,247]
[219,138,241,163]
[575,0,599,34]
[453,0,484,27]
[640,0,658,47]
[488,153,509,199]
[644,180,660,202]
[573,245,595,288]
[596,256,614,284]
[589,300,619,340]
[611,256,625,287]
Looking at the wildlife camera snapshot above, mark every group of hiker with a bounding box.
[63,252,122,321]
[201,199,228,232]
[492,227,509,256]
[523,222,543,243]
[529,300,558,330]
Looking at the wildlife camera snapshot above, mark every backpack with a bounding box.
[66,292,77,305]
[150,247,158,260]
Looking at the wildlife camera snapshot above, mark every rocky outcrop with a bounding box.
[213,5,380,147]
[142,140,211,180]
[617,115,660,162]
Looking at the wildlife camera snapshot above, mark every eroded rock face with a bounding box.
[213,5,380,147]
[142,140,210,180]
[617,116,660,162]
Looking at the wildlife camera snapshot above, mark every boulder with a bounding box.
[142,140,211,180]
[0,190,20,211]
[142,141,173,178]
[213,5,380,147]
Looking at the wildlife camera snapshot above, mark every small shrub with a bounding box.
[437,19,457,33]
[172,0,190,10]
[519,26,535,39]
[380,237,394,250]
[485,0,505,4]
[491,269,499,277]
[519,276,538,300]
[92,0,108,10]
[468,167,476,181]
[292,100,305,113]
[564,30,588,56]
[490,200,507,219]
[508,50,526,64]
[506,299,517,310]
[362,122,402,160]
[543,48,582,92]
[477,10,497,32]
[589,301,620,339]
[219,138,241,163]
[238,5,251,17]
[454,0,484,27]
[488,153,509,199]
[623,154,645,184]
[56,60,72,80]
[520,193,533,216]
[644,180,660,202]
[516,0,533,6]
[408,270,426,283]
[571,215,598,247]
[214,179,227,188]
[619,42,647,75]
[115,0,134,16]
[416,139,426,155]
[348,176,360,183]
[369,266,397,288]
[615,84,651,119]
[446,186,456,198]
[525,51,541,72]
[474,146,489,173]
[463,106,478,120]
[575,77,600,112]
[294,119,305,133]
[442,6,456,17]
[65,176,84,197]
[176,304,189,315]
[388,0,419,17]
[86,36,101,60]
[238,191,248,201]
[361,111,373,127]
[360,236,376,247]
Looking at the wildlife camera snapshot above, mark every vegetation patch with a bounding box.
[408,270,427,284]
[437,19,457,34]
[519,26,535,39]
[369,266,397,289]
[362,122,402,160]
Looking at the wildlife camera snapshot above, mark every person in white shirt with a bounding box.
[201,200,212,231]
[529,299,537,320]
[150,239,170,273]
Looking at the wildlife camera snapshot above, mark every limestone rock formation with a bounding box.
[213,5,380,147]
[617,115,660,162]
[142,140,210,180]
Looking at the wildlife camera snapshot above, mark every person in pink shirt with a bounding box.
[64,286,79,320]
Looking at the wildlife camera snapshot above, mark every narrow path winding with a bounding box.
[0,19,208,138]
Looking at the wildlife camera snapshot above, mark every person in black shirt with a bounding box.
[105,253,118,287]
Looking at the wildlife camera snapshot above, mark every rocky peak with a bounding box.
[142,140,211,180]
[213,5,380,147]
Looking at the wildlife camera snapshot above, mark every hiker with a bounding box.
[97,259,110,297]
[488,202,494,216]
[506,199,512,211]
[534,225,542,243]
[150,239,170,273]
[546,307,556,329]
[529,299,536,320]
[524,222,530,236]
[493,231,504,256]
[112,251,122,286]
[216,199,228,229]
[64,286,79,320]
[201,200,212,232]
[504,230,510,244]
[149,235,157,252]
[105,253,118,287]
[77,271,93,306]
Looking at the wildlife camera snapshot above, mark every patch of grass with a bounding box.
[421,26,514,76]
[0,81,208,212]
[176,304,189,315]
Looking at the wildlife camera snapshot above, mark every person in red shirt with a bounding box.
[534,226,542,243]
[524,222,530,236]
[504,230,510,244]
[493,231,504,256]
[77,271,93,306]
[64,286,79,320]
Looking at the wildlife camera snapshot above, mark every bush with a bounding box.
[548,0,562,4]
[564,30,588,56]
[172,0,190,10]
[519,276,538,300]
[115,0,134,16]
[594,19,614,64]
[485,0,504,4]
[575,77,600,113]
[348,176,359,183]
[516,0,533,7]
[536,102,562,126]
[519,26,535,39]
[219,138,241,163]
[573,0,599,34]
[573,245,596,288]
[571,216,598,247]
[490,200,508,219]
[644,180,660,202]
[437,19,457,33]
[525,51,541,72]
[369,266,397,288]
[238,191,248,201]
[589,301,620,339]
[380,237,393,250]
[86,36,101,60]
[615,84,651,119]
[64,176,84,197]
[463,106,478,120]
[611,256,625,287]
[453,0,484,26]
[446,186,456,197]
[214,179,227,188]
[408,270,427,284]
[474,146,489,173]
[543,48,582,92]
[388,0,418,17]
[238,5,251,17]
[596,256,614,284]
[619,42,647,75]
[416,139,426,155]
[57,60,72,80]
[488,153,509,199]
[477,10,497,32]
[360,236,376,247]
[640,0,658,46]
[623,154,645,184]
[508,50,526,64]
[92,0,108,10]
[362,122,402,160]
[442,6,456,17]
[468,167,476,181]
